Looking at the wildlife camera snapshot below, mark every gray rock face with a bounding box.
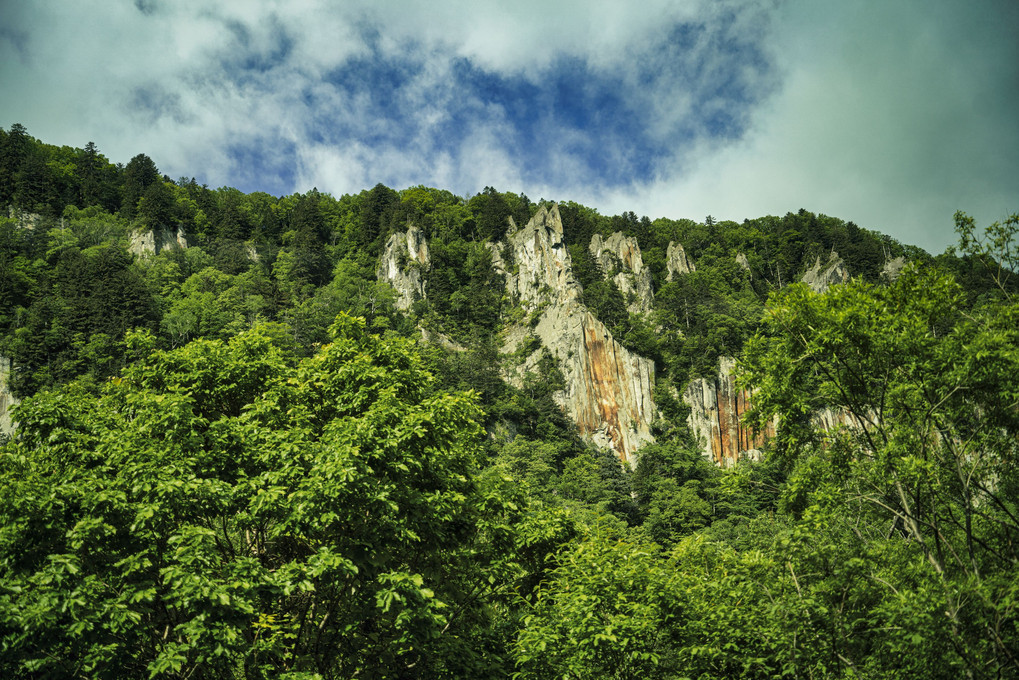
[589,232,654,315]
[666,242,696,280]
[503,205,580,309]
[801,252,849,293]
[128,226,189,257]
[501,205,656,463]
[881,256,907,282]
[0,356,18,436]
[8,208,46,230]
[683,356,867,466]
[378,225,430,310]
[683,356,775,467]
[736,252,752,278]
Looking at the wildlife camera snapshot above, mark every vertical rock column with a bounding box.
[0,356,18,436]
[377,225,430,311]
[504,205,656,463]
[683,357,775,466]
[589,232,654,315]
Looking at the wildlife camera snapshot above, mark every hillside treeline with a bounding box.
[0,124,1016,678]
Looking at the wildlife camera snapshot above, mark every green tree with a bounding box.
[136,180,175,229]
[0,123,31,206]
[468,187,513,242]
[120,153,160,220]
[0,317,515,678]
[359,183,399,252]
[514,533,675,680]
[742,254,1019,676]
[74,141,103,208]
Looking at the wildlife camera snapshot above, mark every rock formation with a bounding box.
[378,225,430,311]
[801,252,850,293]
[502,205,579,308]
[589,232,654,314]
[501,205,656,462]
[0,356,17,436]
[128,225,189,257]
[683,356,775,466]
[666,242,696,280]
[736,252,752,278]
[881,256,907,282]
[683,356,873,465]
[8,208,48,231]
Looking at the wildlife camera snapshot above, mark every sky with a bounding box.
[1,0,1016,253]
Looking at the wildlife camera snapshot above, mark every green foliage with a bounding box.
[953,209,1018,299]
[466,187,529,242]
[284,257,401,347]
[0,317,525,678]
[6,241,156,395]
[514,534,674,680]
[581,278,628,339]
[120,153,160,220]
[4,127,1017,679]
[742,249,1019,675]
[425,237,504,342]
[631,441,718,544]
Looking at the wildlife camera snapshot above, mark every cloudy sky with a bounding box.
[1,0,1016,253]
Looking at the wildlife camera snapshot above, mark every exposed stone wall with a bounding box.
[128,225,189,257]
[683,356,775,466]
[377,225,430,310]
[589,232,654,315]
[683,356,871,465]
[666,242,696,280]
[801,252,849,293]
[501,205,656,463]
[0,356,18,436]
[534,306,656,459]
[881,256,907,282]
[503,205,580,309]
[736,252,752,278]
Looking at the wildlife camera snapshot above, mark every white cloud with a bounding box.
[597,0,1019,252]
[1,0,1015,253]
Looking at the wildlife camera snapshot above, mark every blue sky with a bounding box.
[1,0,1016,253]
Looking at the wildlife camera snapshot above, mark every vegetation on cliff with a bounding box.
[0,124,1016,678]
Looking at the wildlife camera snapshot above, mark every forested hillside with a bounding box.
[1,125,1016,678]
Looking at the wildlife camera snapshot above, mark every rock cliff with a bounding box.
[8,208,49,231]
[735,252,752,278]
[128,225,189,257]
[0,356,17,436]
[683,356,870,465]
[683,357,775,466]
[666,242,696,280]
[501,205,656,462]
[881,256,907,282]
[801,252,849,293]
[378,225,430,311]
[502,205,580,309]
[589,232,654,315]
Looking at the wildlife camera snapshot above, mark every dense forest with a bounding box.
[0,124,1016,679]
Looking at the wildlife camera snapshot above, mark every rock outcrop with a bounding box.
[666,242,696,280]
[128,225,189,257]
[501,205,656,462]
[378,225,430,311]
[8,208,48,231]
[589,232,654,314]
[683,357,776,466]
[502,206,579,309]
[0,356,17,436]
[683,356,871,465]
[736,252,752,278]
[801,252,849,293]
[881,256,907,282]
